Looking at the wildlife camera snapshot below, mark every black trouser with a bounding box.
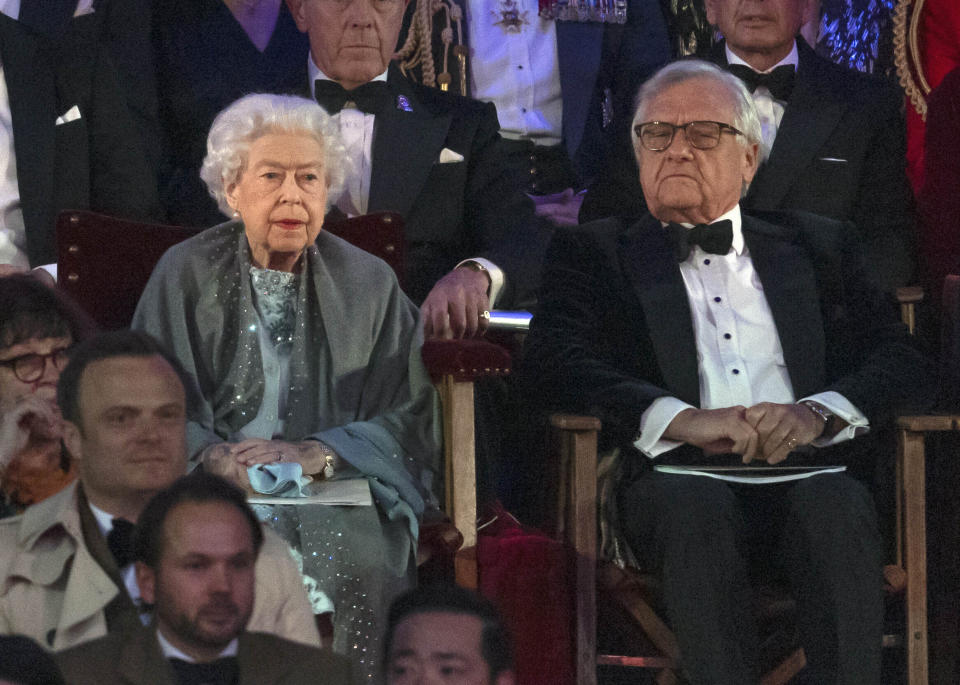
[618,471,884,685]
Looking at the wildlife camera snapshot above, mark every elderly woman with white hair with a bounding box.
[132,93,441,678]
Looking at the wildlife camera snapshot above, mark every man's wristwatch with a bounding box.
[800,400,835,437]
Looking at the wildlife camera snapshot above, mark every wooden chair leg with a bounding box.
[441,375,478,590]
[552,415,600,685]
[900,428,929,685]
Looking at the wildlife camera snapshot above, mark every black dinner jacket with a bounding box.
[523,211,933,468]
[310,64,547,307]
[0,13,159,266]
[580,39,916,292]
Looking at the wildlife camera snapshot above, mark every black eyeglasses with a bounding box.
[633,120,744,151]
[0,347,71,383]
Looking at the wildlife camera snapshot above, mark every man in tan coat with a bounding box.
[0,331,319,651]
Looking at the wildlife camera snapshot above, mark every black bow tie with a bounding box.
[727,64,796,102]
[169,657,239,685]
[314,79,390,115]
[106,517,136,568]
[667,220,734,262]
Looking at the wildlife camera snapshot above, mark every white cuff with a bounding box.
[633,396,695,458]
[456,257,505,307]
[799,390,870,447]
[35,263,57,281]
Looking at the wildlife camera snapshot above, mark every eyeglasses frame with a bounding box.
[0,346,72,383]
[633,120,745,152]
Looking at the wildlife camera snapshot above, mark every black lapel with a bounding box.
[367,65,452,215]
[742,215,826,397]
[0,15,55,242]
[746,40,846,210]
[619,216,701,406]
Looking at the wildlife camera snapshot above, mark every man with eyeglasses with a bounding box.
[286,0,550,339]
[523,60,933,684]
[581,0,914,295]
[0,275,89,517]
[0,330,321,652]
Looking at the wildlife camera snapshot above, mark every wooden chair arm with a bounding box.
[897,414,960,431]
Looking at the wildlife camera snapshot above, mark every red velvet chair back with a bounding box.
[56,210,202,330]
[56,210,407,330]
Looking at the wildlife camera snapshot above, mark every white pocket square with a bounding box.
[55,105,81,126]
[438,147,464,164]
[818,157,847,163]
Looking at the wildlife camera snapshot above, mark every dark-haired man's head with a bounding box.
[385,585,515,685]
[59,330,189,522]
[134,473,262,663]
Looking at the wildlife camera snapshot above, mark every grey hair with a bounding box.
[200,93,349,216]
[632,60,768,169]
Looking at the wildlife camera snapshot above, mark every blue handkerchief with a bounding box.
[247,463,307,497]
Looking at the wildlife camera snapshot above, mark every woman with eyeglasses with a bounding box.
[0,275,95,517]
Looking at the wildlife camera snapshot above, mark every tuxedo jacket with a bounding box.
[523,211,933,468]
[580,39,916,291]
[0,13,159,266]
[309,64,549,306]
[55,627,356,685]
[403,0,670,182]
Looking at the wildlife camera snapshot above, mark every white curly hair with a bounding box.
[200,93,349,216]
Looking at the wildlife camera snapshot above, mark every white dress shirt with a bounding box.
[466,0,563,145]
[309,56,382,218]
[726,42,798,155]
[634,205,869,465]
[157,629,239,661]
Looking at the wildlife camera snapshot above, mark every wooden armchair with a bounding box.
[892,276,960,684]
[549,283,947,685]
[55,209,515,591]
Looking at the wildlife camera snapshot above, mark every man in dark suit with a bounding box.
[0,10,159,271]
[287,0,550,337]
[524,60,933,683]
[580,0,915,293]
[55,472,355,685]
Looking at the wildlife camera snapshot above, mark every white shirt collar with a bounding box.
[156,629,239,662]
[87,500,121,537]
[725,40,799,73]
[307,54,388,99]
[662,204,745,256]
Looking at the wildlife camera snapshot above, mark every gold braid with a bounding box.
[396,0,465,93]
